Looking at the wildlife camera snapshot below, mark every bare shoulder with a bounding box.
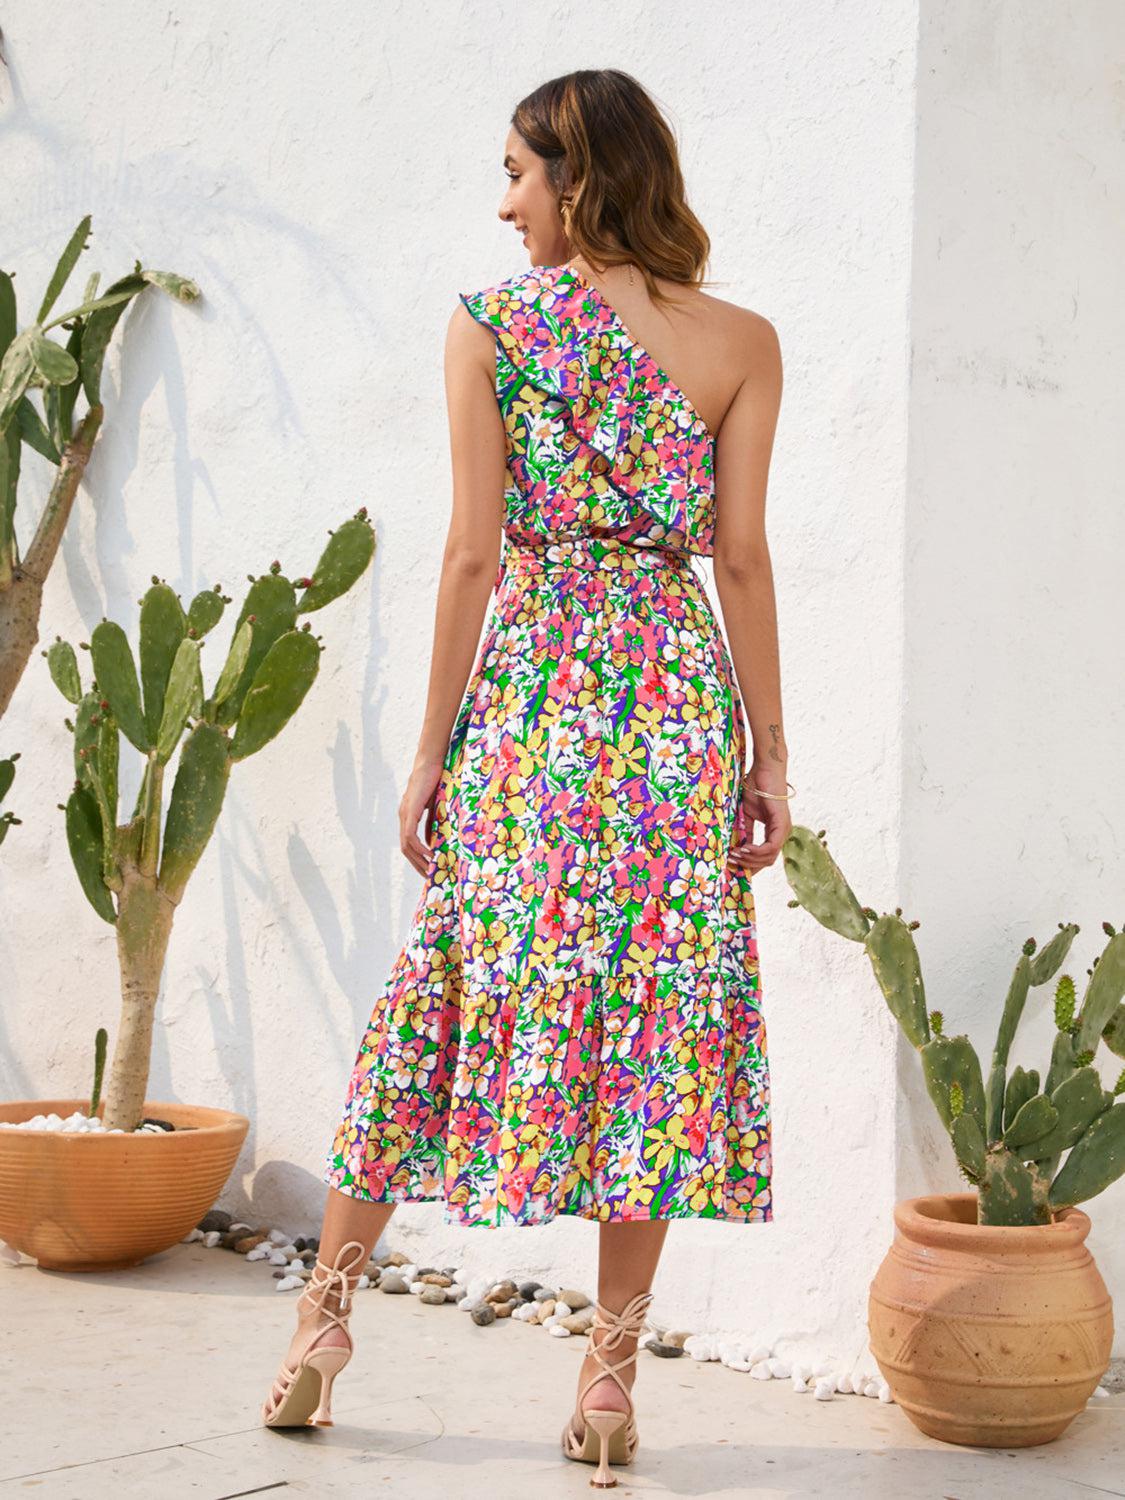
[692,287,781,380]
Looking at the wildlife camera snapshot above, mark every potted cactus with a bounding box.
[783,825,1122,1447]
[0,513,375,1270]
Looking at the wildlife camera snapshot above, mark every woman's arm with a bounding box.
[398,303,506,874]
[711,313,788,872]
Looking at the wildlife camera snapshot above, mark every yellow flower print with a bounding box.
[642,1126,676,1173]
[603,733,647,779]
[675,921,712,967]
[624,1168,663,1210]
[494,821,530,861]
[685,1162,721,1212]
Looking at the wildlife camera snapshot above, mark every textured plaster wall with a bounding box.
[2,1,918,1362]
[900,2,1125,1352]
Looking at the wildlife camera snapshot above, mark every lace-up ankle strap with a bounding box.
[576,1288,655,1412]
[304,1239,369,1317]
[591,1288,654,1347]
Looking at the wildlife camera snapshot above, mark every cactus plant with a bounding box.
[47,513,375,1132]
[0,216,199,721]
[783,826,1125,1226]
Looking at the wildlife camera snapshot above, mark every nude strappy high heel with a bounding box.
[260,1239,368,1429]
[560,1287,654,1488]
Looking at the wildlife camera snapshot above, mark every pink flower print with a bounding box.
[362,1160,392,1197]
[629,902,665,955]
[392,1096,427,1135]
[549,656,587,699]
[536,886,582,940]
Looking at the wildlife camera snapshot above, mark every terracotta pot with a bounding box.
[0,1098,248,1271]
[868,1191,1113,1446]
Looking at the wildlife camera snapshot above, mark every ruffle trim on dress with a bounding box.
[459,265,716,555]
[322,959,771,1229]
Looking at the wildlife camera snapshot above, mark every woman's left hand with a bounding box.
[400,756,444,876]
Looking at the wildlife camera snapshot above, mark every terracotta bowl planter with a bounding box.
[868,1191,1113,1447]
[0,1098,248,1271]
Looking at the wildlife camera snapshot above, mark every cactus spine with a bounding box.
[782,825,1125,1226]
[48,515,375,1130]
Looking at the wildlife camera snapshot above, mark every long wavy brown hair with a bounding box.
[510,69,713,308]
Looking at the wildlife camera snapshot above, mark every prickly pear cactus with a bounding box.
[45,511,376,1131]
[782,826,1125,1225]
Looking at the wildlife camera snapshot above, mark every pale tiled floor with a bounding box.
[2,1242,1121,1499]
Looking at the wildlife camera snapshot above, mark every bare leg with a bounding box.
[265,1188,395,1411]
[570,1221,669,1437]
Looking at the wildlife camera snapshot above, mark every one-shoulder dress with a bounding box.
[322,262,772,1227]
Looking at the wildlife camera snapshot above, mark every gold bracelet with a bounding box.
[742,777,795,800]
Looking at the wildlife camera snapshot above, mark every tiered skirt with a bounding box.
[322,536,772,1226]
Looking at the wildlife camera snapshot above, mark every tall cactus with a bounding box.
[783,826,1125,1226]
[47,513,376,1130]
[0,216,199,722]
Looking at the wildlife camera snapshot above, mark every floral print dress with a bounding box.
[322,262,772,1227]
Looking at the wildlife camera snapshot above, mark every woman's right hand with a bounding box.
[400,757,445,876]
[729,760,792,875]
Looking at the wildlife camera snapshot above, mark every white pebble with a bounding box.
[813,1377,835,1401]
[554,1300,572,1318]
[181,1228,205,1244]
[684,1335,715,1361]
[863,1379,881,1398]
[767,1357,791,1379]
[549,1324,572,1338]
[725,1358,754,1373]
[811,1360,833,1378]
[445,1288,460,1302]
[202,1231,222,1248]
[246,1246,271,1262]
[399,1263,419,1283]
[356,1273,370,1290]
[267,1229,291,1245]
[750,1360,773,1380]
[791,1375,809,1392]
[835,1373,853,1394]
[229,1222,253,1234]
[1091,1386,1111,1401]
[267,1248,290,1266]
[287,1257,304,1271]
[452,1266,470,1285]
[638,1329,659,1351]
[747,1344,771,1365]
[409,1280,425,1294]
[878,1381,894,1403]
[275,1274,305,1291]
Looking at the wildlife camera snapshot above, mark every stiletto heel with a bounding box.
[584,1409,630,1488]
[261,1238,368,1429]
[306,1344,352,1425]
[560,1287,654,1487]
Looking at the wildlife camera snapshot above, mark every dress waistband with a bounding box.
[496,535,699,587]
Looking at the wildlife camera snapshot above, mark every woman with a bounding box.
[262,68,788,1485]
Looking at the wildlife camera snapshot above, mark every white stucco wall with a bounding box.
[12,0,1115,1369]
[899,0,1125,1349]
